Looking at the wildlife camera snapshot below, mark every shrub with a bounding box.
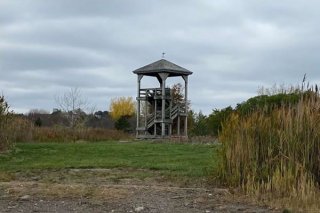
[235,93,300,115]
[114,115,131,132]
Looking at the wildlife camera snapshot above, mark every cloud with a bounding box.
[1,0,320,114]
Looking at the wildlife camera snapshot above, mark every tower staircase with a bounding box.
[138,87,186,136]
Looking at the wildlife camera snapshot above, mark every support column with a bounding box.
[177,115,180,136]
[159,73,169,137]
[169,89,172,136]
[154,99,157,137]
[144,90,148,135]
[136,75,143,138]
[182,75,188,137]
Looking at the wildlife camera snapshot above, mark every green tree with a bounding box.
[207,106,233,136]
[34,117,42,127]
[190,111,209,136]
[114,115,131,131]
[187,109,196,134]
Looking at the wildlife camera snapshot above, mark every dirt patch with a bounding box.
[0,169,280,212]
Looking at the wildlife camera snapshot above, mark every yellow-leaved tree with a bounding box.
[109,97,135,131]
[109,97,135,120]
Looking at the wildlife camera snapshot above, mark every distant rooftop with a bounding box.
[133,59,192,77]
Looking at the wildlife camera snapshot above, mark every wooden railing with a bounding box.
[171,103,186,119]
[146,103,187,129]
[139,88,170,98]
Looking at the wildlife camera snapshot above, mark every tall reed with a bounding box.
[31,127,131,142]
[218,86,320,209]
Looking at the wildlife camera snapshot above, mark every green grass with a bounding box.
[0,141,219,178]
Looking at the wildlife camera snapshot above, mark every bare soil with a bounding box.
[0,169,280,213]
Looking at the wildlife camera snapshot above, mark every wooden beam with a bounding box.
[159,73,169,137]
[136,75,142,138]
[183,75,188,137]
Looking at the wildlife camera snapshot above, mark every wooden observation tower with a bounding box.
[133,59,192,139]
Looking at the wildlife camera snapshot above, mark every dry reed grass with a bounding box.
[32,127,132,142]
[1,116,132,144]
[1,117,33,152]
[218,85,320,211]
[188,135,218,144]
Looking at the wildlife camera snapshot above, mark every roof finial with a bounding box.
[162,52,165,59]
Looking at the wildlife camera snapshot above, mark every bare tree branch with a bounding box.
[54,87,90,128]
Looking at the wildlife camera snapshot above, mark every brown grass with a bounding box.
[1,116,32,152]
[2,181,129,200]
[31,127,132,142]
[218,86,320,211]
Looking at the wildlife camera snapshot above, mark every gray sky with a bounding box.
[1,0,320,114]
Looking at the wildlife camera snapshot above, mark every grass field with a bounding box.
[0,141,219,181]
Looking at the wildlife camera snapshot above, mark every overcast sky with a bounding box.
[1,0,320,114]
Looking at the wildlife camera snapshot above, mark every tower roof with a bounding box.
[133,59,192,77]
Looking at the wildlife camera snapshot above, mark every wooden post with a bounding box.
[154,99,157,137]
[182,75,188,137]
[177,115,180,136]
[136,75,143,138]
[144,90,148,135]
[169,89,172,136]
[161,78,166,137]
[159,73,169,137]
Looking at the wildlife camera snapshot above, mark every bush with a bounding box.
[114,115,131,132]
[235,93,300,115]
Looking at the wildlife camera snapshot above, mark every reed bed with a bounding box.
[218,86,320,210]
[31,127,132,142]
[1,117,131,145]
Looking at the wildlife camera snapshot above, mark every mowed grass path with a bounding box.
[0,142,219,178]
